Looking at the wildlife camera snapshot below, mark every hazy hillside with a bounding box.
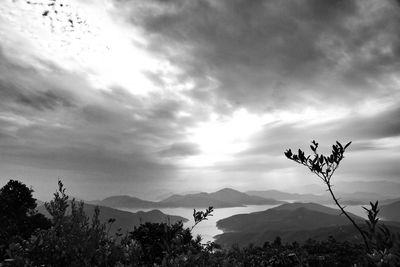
[381,197,400,205]
[94,195,159,209]
[95,188,284,209]
[210,188,282,205]
[272,202,346,215]
[37,202,187,234]
[217,203,362,232]
[215,203,365,247]
[246,190,388,205]
[162,188,284,208]
[215,224,362,247]
[246,190,325,203]
[380,201,400,221]
[333,181,400,197]
[161,193,238,208]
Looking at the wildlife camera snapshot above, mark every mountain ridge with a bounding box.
[95,188,285,209]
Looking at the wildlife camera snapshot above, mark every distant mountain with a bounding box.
[215,202,366,247]
[161,188,285,208]
[272,202,345,215]
[285,183,324,194]
[94,195,159,209]
[37,202,187,234]
[246,190,388,205]
[380,201,400,222]
[217,203,362,232]
[210,188,281,205]
[246,190,325,203]
[95,188,284,209]
[380,197,400,205]
[333,181,400,197]
[161,193,238,208]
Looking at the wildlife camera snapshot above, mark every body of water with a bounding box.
[121,204,279,243]
[120,203,369,243]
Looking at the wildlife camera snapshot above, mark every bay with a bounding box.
[120,204,280,243]
[119,203,370,243]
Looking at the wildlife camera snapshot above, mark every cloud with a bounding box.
[1,0,400,198]
[15,90,73,111]
[0,45,199,189]
[158,142,201,158]
[224,104,400,182]
[116,0,400,112]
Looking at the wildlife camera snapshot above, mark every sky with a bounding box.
[0,0,400,201]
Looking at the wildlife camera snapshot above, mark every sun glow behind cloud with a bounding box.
[0,0,172,95]
[183,109,273,167]
[1,0,400,199]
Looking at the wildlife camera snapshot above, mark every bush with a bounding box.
[2,176,398,266]
[0,180,51,261]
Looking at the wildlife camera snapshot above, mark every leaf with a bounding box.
[284,149,293,159]
[336,141,343,150]
[344,141,352,149]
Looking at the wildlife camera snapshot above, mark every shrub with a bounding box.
[0,180,51,261]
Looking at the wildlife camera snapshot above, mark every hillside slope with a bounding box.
[37,202,188,234]
[215,202,366,247]
[161,188,284,208]
[380,201,400,221]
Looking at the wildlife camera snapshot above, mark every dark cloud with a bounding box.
[237,104,400,158]
[117,0,400,112]
[340,107,400,140]
[0,141,175,179]
[16,90,72,111]
[0,47,78,117]
[0,80,73,113]
[0,44,209,191]
[1,0,400,198]
[158,142,201,157]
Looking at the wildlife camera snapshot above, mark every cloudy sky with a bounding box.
[0,0,399,200]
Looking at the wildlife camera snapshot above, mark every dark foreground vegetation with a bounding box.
[0,141,398,266]
[0,179,398,266]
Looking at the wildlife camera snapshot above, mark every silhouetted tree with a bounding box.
[0,180,51,260]
[24,180,122,266]
[285,141,400,265]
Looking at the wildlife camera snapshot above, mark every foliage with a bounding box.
[192,206,214,231]
[1,178,399,266]
[0,180,51,261]
[285,140,400,266]
[5,180,123,266]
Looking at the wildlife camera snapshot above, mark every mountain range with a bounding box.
[93,188,285,209]
[161,188,284,208]
[88,185,399,210]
